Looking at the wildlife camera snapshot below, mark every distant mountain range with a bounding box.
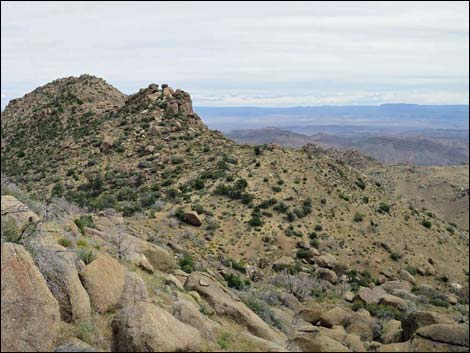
[226,127,469,166]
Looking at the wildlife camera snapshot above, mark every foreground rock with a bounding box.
[32,243,91,322]
[185,271,285,344]
[292,332,350,352]
[1,243,61,352]
[415,324,469,351]
[112,302,203,352]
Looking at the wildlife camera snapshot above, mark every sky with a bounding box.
[1,1,469,108]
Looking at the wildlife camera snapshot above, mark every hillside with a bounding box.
[369,164,469,231]
[1,75,469,352]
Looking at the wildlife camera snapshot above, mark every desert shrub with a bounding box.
[378,202,391,214]
[193,178,205,190]
[421,219,432,229]
[58,237,72,248]
[390,252,401,261]
[1,216,20,243]
[217,332,232,350]
[223,273,250,290]
[258,198,277,209]
[77,248,96,265]
[405,266,417,275]
[241,192,255,205]
[348,270,373,292]
[272,186,282,193]
[338,193,350,201]
[296,249,313,260]
[74,215,95,234]
[285,225,302,237]
[179,255,195,273]
[353,212,364,222]
[241,294,287,333]
[76,238,89,248]
[314,224,323,231]
[273,201,289,213]
[51,182,65,197]
[355,178,366,190]
[351,301,404,321]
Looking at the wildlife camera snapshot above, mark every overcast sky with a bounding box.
[1,1,469,108]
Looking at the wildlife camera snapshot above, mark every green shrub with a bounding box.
[390,252,401,261]
[78,248,96,265]
[353,212,364,222]
[223,273,250,290]
[421,219,432,229]
[74,215,95,234]
[351,301,404,321]
[217,332,232,350]
[378,202,391,214]
[179,255,195,273]
[58,237,72,248]
[51,182,65,197]
[296,249,313,260]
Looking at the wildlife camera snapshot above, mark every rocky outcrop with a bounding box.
[112,302,203,352]
[184,271,285,344]
[1,243,61,352]
[1,195,39,228]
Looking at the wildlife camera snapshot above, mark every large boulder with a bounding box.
[399,270,417,285]
[314,253,339,270]
[101,134,114,152]
[33,244,91,322]
[379,294,408,312]
[119,271,148,308]
[79,253,126,313]
[355,286,386,305]
[184,211,203,226]
[130,237,175,272]
[317,267,338,284]
[410,324,469,352]
[172,298,219,340]
[345,309,377,341]
[1,243,61,352]
[319,307,353,328]
[184,271,284,344]
[402,310,453,340]
[112,302,203,352]
[296,304,324,324]
[381,319,403,344]
[380,280,412,294]
[292,333,350,352]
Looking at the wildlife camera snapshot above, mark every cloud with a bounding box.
[1,1,468,108]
